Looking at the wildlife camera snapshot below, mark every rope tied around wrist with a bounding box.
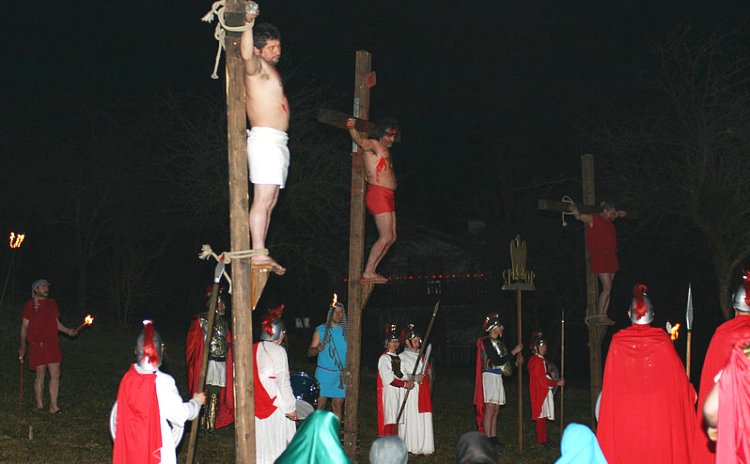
[198,244,268,294]
[561,195,575,227]
[201,0,255,79]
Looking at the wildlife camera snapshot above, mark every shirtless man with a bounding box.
[346,117,400,283]
[240,9,288,275]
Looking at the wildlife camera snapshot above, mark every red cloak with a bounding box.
[694,315,750,464]
[716,343,750,463]
[112,366,162,464]
[528,353,556,419]
[418,360,432,413]
[473,336,486,432]
[253,342,278,419]
[596,324,696,464]
[185,315,235,429]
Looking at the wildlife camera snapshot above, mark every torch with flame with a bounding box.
[666,321,681,341]
[75,314,95,332]
[331,293,338,308]
[9,232,25,249]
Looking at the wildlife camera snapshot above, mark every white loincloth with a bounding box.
[247,127,290,188]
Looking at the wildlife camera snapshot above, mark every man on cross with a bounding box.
[241,8,288,275]
[347,117,400,283]
[571,201,626,324]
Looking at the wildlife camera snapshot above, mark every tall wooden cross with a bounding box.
[342,50,378,460]
[537,154,608,428]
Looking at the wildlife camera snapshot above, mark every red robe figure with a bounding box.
[527,331,564,448]
[186,286,234,430]
[597,284,696,464]
[113,320,205,464]
[702,342,750,463]
[693,271,750,464]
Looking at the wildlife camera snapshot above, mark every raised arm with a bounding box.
[346,118,376,152]
[240,13,262,76]
[569,204,593,225]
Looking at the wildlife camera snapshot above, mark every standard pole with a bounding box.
[517,288,523,454]
[560,308,565,437]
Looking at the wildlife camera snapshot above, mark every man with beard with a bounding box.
[241,7,289,275]
[346,117,400,283]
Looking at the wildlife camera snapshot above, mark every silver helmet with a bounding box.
[260,305,286,341]
[483,312,502,333]
[732,271,750,313]
[135,320,163,372]
[629,284,654,325]
[530,330,546,354]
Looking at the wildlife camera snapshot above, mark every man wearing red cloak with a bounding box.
[693,272,750,463]
[186,286,234,430]
[528,331,564,448]
[597,284,696,464]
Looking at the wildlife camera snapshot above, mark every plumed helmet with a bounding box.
[135,320,164,372]
[483,312,502,333]
[204,285,229,309]
[400,323,420,344]
[384,323,400,344]
[732,271,750,313]
[530,330,546,354]
[629,284,654,325]
[260,305,286,341]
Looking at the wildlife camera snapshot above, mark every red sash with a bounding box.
[253,342,277,419]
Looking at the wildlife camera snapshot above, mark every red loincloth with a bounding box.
[694,315,750,463]
[185,316,235,429]
[596,324,696,464]
[366,184,395,215]
[586,214,619,273]
[716,343,750,463]
[21,298,62,369]
[112,366,162,464]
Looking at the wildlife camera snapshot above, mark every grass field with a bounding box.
[0,309,592,463]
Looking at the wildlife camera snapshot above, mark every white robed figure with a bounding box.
[397,324,434,455]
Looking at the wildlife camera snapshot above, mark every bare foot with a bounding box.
[599,314,615,325]
[362,273,388,283]
[252,255,286,275]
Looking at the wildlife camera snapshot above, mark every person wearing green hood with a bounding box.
[274,410,351,464]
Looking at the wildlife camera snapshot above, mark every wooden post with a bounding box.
[223,1,255,461]
[516,288,523,454]
[582,154,605,430]
[343,50,374,461]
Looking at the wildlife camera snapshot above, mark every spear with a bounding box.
[560,307,565,436]
[396,300,440,424]
[19,358,24,411]
[685,283,694,379]
[186,258,225,464]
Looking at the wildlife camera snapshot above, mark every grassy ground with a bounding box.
[0,310,592,463]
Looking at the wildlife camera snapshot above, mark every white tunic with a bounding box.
[397,349,435,455]
[378,352,405,428]
[255,341,297,464]
[133,364,202,464]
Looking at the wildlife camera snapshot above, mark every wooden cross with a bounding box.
[342,50,377,461]
[537,154,609,429]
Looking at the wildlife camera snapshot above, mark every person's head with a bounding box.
[330,302,346,325]
[384,323,400,351]
[530,330,547,356]
[376,118,400,148]
[483,313,504,339]
[558,423,608,464]
[135,320,164,372]
[456,431,498,464]
[260,304,286,344]
[204,285,228,315]
[254,23,282,65]
[628,283,654,325]
[401,323,422,350]
[31,279,50,298]
[732,271,750,314]
[369,436,408,464]
[599,201,617,220]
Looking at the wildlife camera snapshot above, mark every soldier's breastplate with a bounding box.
[205,317,229,361]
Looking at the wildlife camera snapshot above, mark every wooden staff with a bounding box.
[685,284,694,378]
[516,289,524,454]
[19,358,24,411]
[186,260,225,464]
[560,307,565,437]
[396,300,440,424]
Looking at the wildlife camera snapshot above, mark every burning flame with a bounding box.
[75,314,95,332]
[331,293,338,307]
[668,322,681,341]
[9,232,25,249]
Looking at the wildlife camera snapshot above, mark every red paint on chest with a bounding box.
[376,156,388,182]
[281,103,287,114]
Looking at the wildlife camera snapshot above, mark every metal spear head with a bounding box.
[685,283,694,331]
[213,260,225,284]
[432,299,440,317]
